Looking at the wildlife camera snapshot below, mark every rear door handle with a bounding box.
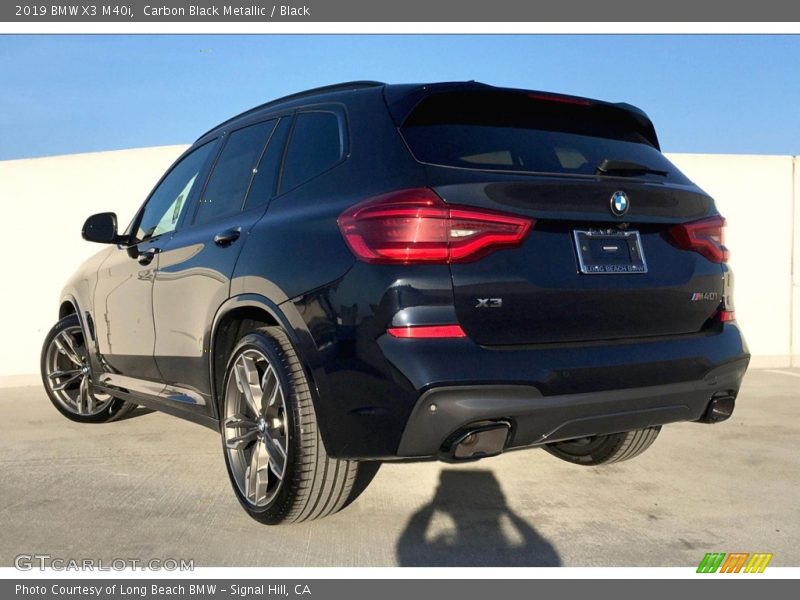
[214,227,241,247]
[137,248,159,266]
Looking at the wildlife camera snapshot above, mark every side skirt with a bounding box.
[93,383,220,431]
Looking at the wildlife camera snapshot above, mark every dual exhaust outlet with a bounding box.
[701,392,736,423]
[445,421,511,461]
[443,391,736,461]
[442,392,736,461]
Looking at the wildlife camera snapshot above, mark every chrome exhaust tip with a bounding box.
[701,393,736,423]
[447,421,511,460]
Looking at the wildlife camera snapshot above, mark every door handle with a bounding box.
[137,248,159,266]
[214,227,241,247]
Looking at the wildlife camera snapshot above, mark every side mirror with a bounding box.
[82,212,123,244]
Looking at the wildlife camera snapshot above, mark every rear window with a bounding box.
[400,91,688,183]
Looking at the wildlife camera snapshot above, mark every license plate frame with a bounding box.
[573,229,648,275]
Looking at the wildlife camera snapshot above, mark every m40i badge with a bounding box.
[690,292,719,301]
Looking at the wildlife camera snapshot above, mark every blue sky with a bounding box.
[1,34,799,160]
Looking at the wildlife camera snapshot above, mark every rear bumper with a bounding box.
[396,355,749,458]
[314,322,749,459]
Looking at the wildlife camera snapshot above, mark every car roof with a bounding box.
[195,81,386,141]
[195,80,659,149]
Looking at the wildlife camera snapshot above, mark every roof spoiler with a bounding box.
[383,81,660,150]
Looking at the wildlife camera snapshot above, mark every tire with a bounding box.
[40,314,136,423]
[544,426,661,466]
[220,326,365,524]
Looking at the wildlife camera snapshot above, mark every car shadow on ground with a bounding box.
[396,469,561,566]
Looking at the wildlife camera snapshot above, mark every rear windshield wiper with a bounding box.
[595,159,668,177]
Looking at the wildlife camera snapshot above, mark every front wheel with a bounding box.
[544,426,661,466]
[40,314,135,423]
[220,326,368,524]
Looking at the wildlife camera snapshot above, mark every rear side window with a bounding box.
[400,91,688,183]
[280,111,343,193]
[244,117,292,210]
[194,119,276,225]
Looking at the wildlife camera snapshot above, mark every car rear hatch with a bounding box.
[395,86,728,345]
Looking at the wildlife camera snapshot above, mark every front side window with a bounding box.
[134,141,216,241]
[280,111,343,193]
[193,120,276,226]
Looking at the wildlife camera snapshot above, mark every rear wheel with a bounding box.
[220,326,367,524]
[544,426,661,466]
[40,314,135,423]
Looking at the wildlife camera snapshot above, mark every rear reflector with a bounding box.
[387,325,467,339]
[338,188,533,264]
[718,310,736,322]
[667,215,729,263]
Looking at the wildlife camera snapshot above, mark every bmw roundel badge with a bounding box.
[610,190,629,217]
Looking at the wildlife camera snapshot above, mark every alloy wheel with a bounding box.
[43,325,112,416]
[223,349,289,507]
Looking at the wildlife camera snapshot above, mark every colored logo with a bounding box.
[697,552,773,573]
[610,191,629,216]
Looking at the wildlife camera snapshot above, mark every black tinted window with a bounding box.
[135,141,216,241]
[401,91,688,183]
[244,117,292,210]
[280,112,342,193]
[194,120,275,225]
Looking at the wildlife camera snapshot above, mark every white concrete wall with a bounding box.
[667,154,797,368]
[794,158,800,368]
[0,146,188,384]
[0,147,796,383]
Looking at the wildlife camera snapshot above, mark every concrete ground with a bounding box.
[0,369,797,568]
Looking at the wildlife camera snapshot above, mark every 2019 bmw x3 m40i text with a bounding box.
[41,81,749,524]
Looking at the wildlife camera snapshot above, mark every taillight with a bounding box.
[337,188,533,264]
[667,215,729,263]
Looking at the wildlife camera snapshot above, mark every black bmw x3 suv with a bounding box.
[42,81,749,524]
